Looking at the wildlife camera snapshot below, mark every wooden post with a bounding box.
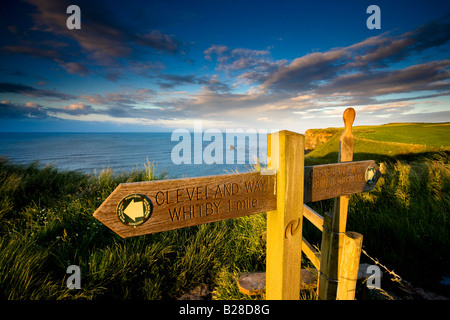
[333,107,355,261]
[336,232,363,300]
[318,212,339,300]
[266,130,304,300]
[324,108,355,299]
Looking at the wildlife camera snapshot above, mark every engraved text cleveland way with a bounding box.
[153,178,267,222]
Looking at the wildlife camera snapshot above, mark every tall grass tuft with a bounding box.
[0,157,268,299]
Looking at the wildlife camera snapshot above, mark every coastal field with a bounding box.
[305,122,450,164]
[0,122,449,300]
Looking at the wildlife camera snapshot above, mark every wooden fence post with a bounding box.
[266,130,304,300]
[323,108,355,299]
[333,107,355,266]
[318,212,338,300]
[337,232,363,300]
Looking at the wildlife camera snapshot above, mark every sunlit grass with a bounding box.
[0,157,268,299]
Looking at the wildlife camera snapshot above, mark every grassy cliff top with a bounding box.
[305,122,450,164]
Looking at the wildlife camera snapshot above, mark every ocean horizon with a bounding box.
[0,132,268,179]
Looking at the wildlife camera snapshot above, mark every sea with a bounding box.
[0,132,269,179]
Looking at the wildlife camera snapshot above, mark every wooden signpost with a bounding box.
[93,108,381,300]
[94,160,379,238]
[94,171,276,238]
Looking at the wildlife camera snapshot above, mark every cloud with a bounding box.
[2,45,61,61]
[391,110,450,123]
[260,49,348,92]
[138,30,182,53]
[58,61,90,76]
[204,46,272,69]
[0,99,95,120]
[76,88,187,122]
[0,101,48,119]
[359,101,416,114]
[204,45,287,86]
[156,74,204,89]
[2,8,449,131]
[126,60,166,77]
[80,88,155,106]
[204,45,229,61]
[145,16,450,128]
[1,0,185,79]
[0,93,172,123]
[68,17,450,127]
[2,44,91,76]
[61,102,93,115]
[406,16,450,53]
[23,0,184,63]
[257,17,450,97]
[0,82,76,100]
[155,73,231,92]
[317,60,450,99]
[24,0,128,63]
[150,87,296,122]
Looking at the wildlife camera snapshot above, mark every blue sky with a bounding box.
[0,0,449,132]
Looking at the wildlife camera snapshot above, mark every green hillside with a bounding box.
[305,122,450,164]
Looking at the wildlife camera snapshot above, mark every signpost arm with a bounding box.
[266,130,304,300]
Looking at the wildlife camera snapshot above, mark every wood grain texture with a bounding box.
[303,204,324,231]
[318,212,338,300]
[94,159,380,238]
[338,107,355,163]
[329,107,356,299]
[302,236,320,270]
[238,269,318,296]
[266,130,304,300]
[94,171,276,238]
[332,108,356,243]
[304,160,380,203]
[336,232,363,300]
[238,272,266,296]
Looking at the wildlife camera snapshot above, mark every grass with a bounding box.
[354,122,450,147]
[0,122,449,300]
[305,122,450,164]
[303,122,450,298]
[0,156,268,299]
[303,151,450,298]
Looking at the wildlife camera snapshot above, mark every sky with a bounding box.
[0,0,449,133]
